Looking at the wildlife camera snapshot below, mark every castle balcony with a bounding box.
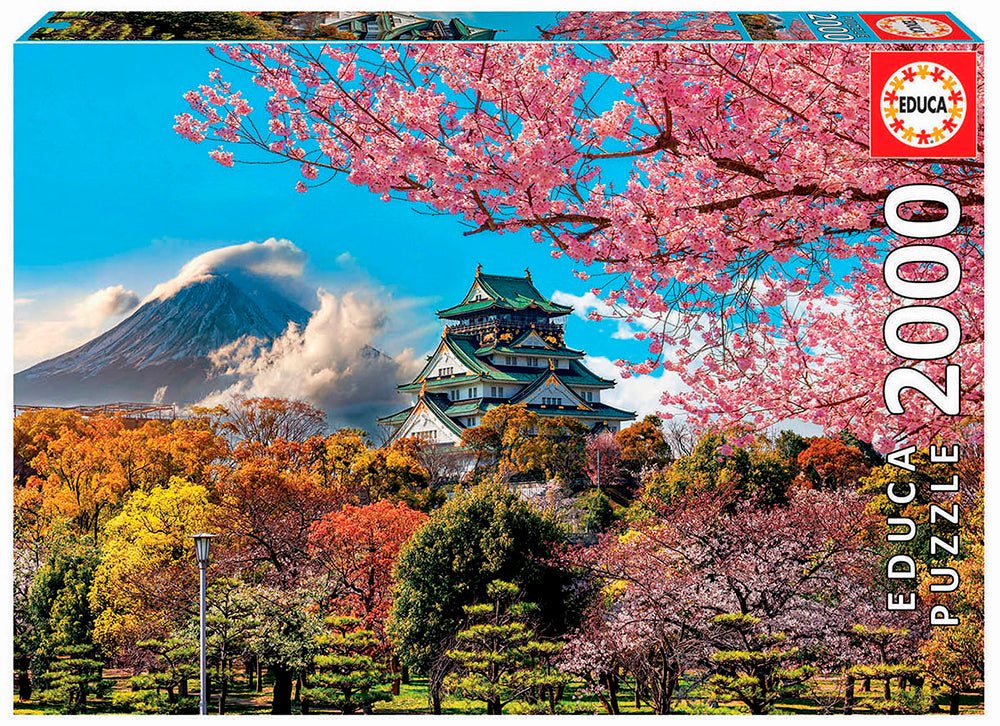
[444,319,565,346]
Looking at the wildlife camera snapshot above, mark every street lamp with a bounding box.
[188,533,217,715]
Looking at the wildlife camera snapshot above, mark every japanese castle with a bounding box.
[379,267,635,446]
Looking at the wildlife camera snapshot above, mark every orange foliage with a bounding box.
[796,438,869,490]
[309,500,427,648]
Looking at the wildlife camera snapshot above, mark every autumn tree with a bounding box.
[517,416,590,483]
[616,415,672,485]
[640,431,791,509]
[217,396,326,445]
[460,404,537,479]
[348,440,441,510]
[90,479,214,658]
[216,438,342,588]
[796,438,870,490]
[308,501,427,654]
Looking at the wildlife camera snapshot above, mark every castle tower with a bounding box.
[378,268,635,446]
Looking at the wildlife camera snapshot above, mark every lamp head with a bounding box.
[187,533,218,565]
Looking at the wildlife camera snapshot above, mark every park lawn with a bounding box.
[15,672,984,716]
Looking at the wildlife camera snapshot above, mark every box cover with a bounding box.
[11,9,984,716]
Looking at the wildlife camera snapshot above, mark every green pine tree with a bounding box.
[302,616,392,714]
[114,636,198,714]
[38,644,111,714]
[706,613,815,715]
[445,580,568,714]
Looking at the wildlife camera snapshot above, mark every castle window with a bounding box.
[527,357,539,367]
[505,355,516,366]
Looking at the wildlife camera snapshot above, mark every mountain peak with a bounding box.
[15,272,312,406]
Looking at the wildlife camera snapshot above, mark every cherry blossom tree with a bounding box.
[177,39,983,451]
[562,484,878,713]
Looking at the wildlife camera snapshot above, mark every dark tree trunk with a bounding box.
[300,672,310,714]
[844,674,855,715]
[884,678,891,701]
[391,655,401,696]
[294,673,302,702]
[179,676,188,698]
[664,670,679,714]
[16,660,32,701]
[218,675,227,714]
[599,672,620,715]
[430,689,442,714]
[401,665,410,685]
[949,689,961,715]
[271,666,294,715]
[256,657,264,693]
[863,677,871,692]
[246,660,255,691]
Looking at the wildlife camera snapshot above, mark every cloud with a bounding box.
[585,355,688,425]
[551,289,661,340]
[14,284,140,369]
[13,298,34,307]
[199,289,421,430]
[73,285,140,322]
[145,238,307,303]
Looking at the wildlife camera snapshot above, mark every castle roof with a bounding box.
[399,334,615,392]
[437,271,573,319]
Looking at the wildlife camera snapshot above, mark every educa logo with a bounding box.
[876,16,954,39]
[881,62,965,148]
[870,52,977,159]
[860,13,971,41]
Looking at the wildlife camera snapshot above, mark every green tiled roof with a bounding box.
[400,352,614,392]
[377,406,414,427]
[477,344,583,359]
[509,369,592,409]
[438,272,573,319]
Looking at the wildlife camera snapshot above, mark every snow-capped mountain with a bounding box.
[14,273,313,407]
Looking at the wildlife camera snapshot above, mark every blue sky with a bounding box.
[14,40,670,417]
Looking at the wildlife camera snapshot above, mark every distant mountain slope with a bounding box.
[15,273,312,407]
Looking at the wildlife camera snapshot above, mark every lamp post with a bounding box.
[188,533,217,715]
